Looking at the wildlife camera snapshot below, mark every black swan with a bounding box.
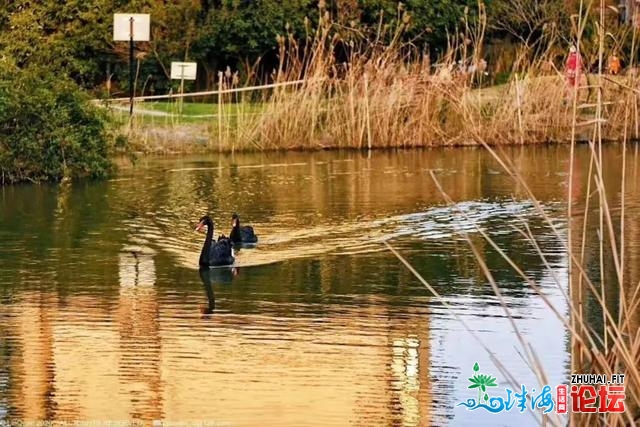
[229,213,258,244]
[195,215,235,267]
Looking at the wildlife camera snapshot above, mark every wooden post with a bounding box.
[218,72,223,152]
[364,72,372,150]
[515,73,524,144]
[179,78,184,115]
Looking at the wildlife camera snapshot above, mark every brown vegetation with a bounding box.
[119,3,640,154]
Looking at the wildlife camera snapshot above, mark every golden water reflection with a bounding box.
[5,295,431,426]
[2,144,640,426]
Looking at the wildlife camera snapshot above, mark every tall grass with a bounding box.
[118,0,640,154]
[386,1,640,425]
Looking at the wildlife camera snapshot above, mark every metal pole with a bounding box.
[129,17,134,116]
[179,64,187,114]
[179,77,184,114]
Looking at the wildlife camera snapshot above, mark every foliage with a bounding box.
[0,0,124,89]
[404,0,484,53]
[487,0,568,47]
[0,0,635,95]
[191,0,317,84]
[0,0,495,93]
[0,60,118,184]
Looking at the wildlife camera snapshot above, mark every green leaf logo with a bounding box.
[466,362,499,403]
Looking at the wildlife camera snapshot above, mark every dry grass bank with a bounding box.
[120,71,633,154]
[117,34,639,154]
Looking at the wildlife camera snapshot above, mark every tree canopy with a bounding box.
[0,60,118,183]
[0,0,626,95]
[0,0,501,93]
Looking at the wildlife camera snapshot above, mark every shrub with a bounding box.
[0,61,119,184]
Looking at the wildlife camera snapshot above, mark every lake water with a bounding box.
[0,144,638,426]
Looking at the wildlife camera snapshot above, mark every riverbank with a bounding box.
[110,72,635,155]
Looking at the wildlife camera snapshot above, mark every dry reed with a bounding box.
[386,1,640,425]
[116,0,640,154]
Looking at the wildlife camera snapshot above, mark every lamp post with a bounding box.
[113,13,150,117]
[128,17,134,116]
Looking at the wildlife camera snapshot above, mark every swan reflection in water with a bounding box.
[198,266,239,316]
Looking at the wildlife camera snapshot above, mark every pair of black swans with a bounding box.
[196,213,258,267]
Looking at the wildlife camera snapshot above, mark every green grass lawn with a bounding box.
[107,100,268,125]
[144,100,267,116]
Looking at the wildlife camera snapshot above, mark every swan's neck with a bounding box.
[230,220,240,241]
[200,223,214,265]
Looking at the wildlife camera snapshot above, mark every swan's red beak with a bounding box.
[195,221,205,232]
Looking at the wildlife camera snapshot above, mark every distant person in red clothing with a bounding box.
[608,54,621,75]
[565,45,581,88]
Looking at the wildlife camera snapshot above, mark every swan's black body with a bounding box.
[230,213,258,244]
[196,215,235,267]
